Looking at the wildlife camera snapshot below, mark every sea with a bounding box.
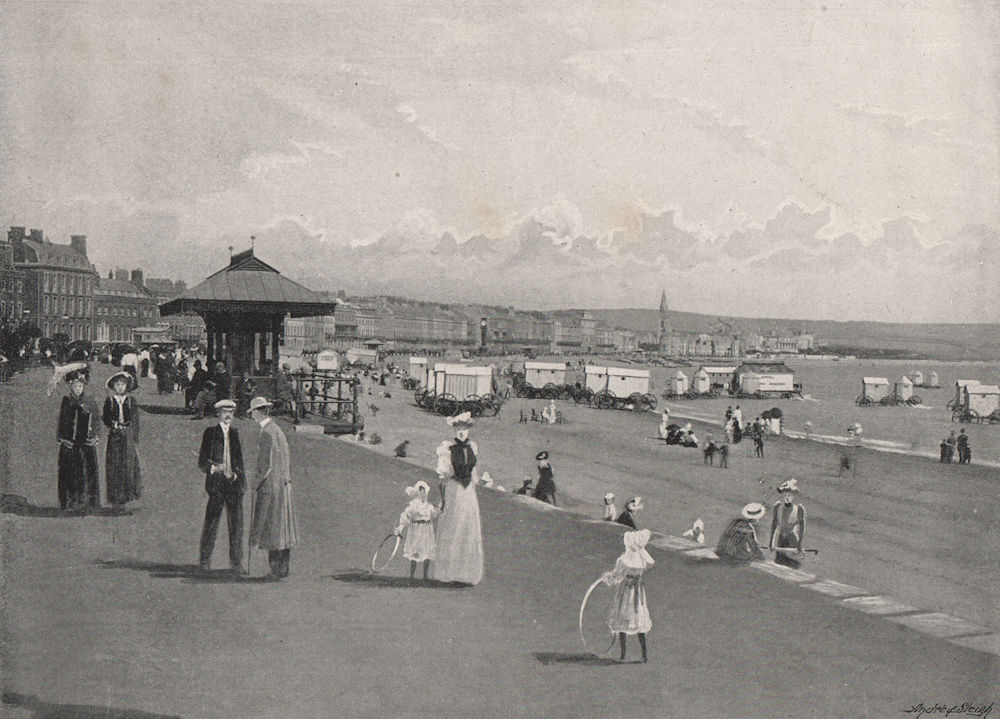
[518,357,1000,467]
[651,359,1000,467]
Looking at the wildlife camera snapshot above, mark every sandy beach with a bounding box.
[353,370,998,631]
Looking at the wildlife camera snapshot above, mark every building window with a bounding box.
[44,295,50,313]
[43,274,49,293]
[44,322,49,336]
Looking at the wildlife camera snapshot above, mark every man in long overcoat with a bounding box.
[197,399,246,573]
[248,397,299,579]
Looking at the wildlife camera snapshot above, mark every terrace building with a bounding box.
[9,227,99,340]
[0,238,25,322]
[93,270,159,343]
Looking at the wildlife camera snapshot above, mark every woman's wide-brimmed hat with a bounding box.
[446,411,474,428]
[535,450,549,461]
[626,496,644,511]
[777,478,800,494]
[106,371,138,392]
[741,502,766,520]
[603,492,615,501]
[61,362,90,384]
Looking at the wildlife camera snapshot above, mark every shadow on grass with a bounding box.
[2,691,180,718]
[95,559,278,585]
[138,403,192,416]
[1,494,136,518]
[532,652,631,666]
[327,568,474,590]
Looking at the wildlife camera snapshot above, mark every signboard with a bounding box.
[752,373,794,392]
[316,349,339,371]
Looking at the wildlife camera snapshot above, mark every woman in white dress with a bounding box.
[434,412,484,585]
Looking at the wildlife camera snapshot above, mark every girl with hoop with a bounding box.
[602,529,655,663]
[395,481,440,582]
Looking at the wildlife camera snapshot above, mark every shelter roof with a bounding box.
[158,248,336,317]
[967,384,999,395]
[863,377,890,385]
[737,362,793,374]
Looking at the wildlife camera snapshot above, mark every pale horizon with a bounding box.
[2,1,997,323]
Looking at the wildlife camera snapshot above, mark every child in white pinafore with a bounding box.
[395,481,440,581]
[602,529,655,662]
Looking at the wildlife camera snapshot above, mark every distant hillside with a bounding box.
[583,308,999,362]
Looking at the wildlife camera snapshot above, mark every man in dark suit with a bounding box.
[197,399,246,573]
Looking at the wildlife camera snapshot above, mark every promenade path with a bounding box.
[1,366,996,718]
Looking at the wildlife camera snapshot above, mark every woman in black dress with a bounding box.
[103,371,142,506]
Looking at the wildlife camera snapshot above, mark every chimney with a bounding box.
[29,229,44,244]
[70,235,88,257]
[115,268,129,281]
[131,269,144,289]
[8,227,26,262]
[108,271,114,279]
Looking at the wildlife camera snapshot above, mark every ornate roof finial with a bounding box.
[250,235,256,251]
[228,245,234,258]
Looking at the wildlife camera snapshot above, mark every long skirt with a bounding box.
[608,576,652,634]
[105,430,141,504]
[58,444,99,510]
[434,479,483,585]
[772,530,802,568]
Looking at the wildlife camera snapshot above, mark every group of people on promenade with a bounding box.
[49,363,142,511]
[939,429,973,464]
[47,360,300,581]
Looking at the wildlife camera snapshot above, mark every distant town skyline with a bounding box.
[2,2,996,322]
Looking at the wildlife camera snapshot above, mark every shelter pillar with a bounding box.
[259,332,268,374]
[206,326,215,364]
[271,316,281,374]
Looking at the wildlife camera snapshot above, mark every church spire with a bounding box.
[659,289,668,314]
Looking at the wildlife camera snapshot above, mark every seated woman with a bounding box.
[716,503,766,562]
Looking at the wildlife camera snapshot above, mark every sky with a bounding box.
[1,1,997,322]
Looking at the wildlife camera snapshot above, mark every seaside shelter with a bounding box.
[409,356,427,380]
[894,376,913,401]
[692,368,711,394]
[732,362,795,394]
[926,371,940,388]
[585,365,650,396]
[954,380,980,407]
[861,377,890,402]
[698,365,736,390]
[431,363,493,399]
[964,384,1000,417]
[908,370,924,386]
[158,248,336,379]
[524,361,567,389]
[671,370,689,395]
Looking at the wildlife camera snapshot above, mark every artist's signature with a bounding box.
[903,703,993,718]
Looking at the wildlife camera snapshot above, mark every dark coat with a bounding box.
[198,424,245,495]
